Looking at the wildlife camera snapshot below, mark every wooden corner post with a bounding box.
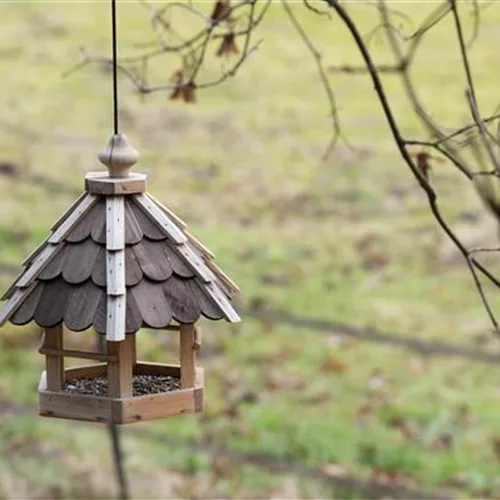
[107,333,135,398]
[179,324,196,389]
[44,325,64,391]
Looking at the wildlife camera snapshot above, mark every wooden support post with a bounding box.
[107,334,135,398]
[44,325,64,391]
[131,332,137,368]
[180,324,196,389]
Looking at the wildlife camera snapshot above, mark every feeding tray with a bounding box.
[39,362,203,424]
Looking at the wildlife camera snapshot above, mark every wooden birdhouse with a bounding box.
[0,134,240,424]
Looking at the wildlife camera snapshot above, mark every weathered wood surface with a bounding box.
[38,363,204,424]
[44,326,64,391]
[35,280,71,327]
[127,198,167,241]
[106,295,126,341]
[130,280,173,328]
[133,194,187,244]
[180,324,196,389]
[85,172,146,195]
[39,347,116,363]
[62,239,100,284]
[2,184,241,331]
[146,193,187,229]
[107,335,135,398]
[115,388,196,423]
[64,281,103,331]
[106,196,125,251]
[65,199,105,243]
[49,194,98,244]
[106,250,125,295]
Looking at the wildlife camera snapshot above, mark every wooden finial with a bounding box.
[98,134,139,178]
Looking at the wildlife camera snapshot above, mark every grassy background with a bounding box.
[1,1,500,498]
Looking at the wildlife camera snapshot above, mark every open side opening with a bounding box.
[39,323,201,397]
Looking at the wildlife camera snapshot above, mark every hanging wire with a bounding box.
[112,0,119,135]
[104,2,129,499]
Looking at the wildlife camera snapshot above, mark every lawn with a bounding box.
[1,1,500,498]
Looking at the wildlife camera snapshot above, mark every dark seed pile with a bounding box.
[63,374,181,397]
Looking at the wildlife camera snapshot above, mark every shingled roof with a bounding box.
[0,135,240,340]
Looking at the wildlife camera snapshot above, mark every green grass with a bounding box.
[1,1,500,498]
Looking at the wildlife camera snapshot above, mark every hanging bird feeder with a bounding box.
[0,2,240,424]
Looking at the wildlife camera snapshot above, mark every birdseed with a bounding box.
[63,374,181,397]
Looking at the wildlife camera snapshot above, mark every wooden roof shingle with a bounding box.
[0,189,240,338]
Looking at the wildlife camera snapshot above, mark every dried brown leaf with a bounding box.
[210,0,231,24]
[216,32,239,57]
[320,357,349,374]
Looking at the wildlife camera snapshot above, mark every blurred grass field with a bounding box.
[1,2,500,498]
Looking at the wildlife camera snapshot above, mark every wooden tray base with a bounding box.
[38,362,204,424]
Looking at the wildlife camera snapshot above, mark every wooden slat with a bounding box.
[64,363,107,380]
[65,199,106,243]
[39,347,117,362]
[24,192,91,265]
[38,248,66,280]
[50,191,88,231]
[203,282,241,323]
[1,279,20,301]
[204,258,241,294]
[106,196,125,250]
[132,194,187,244]
[106,250,126,295]
[93,293,107,335]
[125,290,143,333]
[132,240,172,281]
[107,335,134,398]
[49,194,98,244]
[0,283,37,327]
[21,240,48,268]
[180,324,196,389]
[124,247,143,286]
[124,200,143,245]
[62,238,100,284]
[91,247,107,287]
[173,243,216,283]
[115,388,196,423]
[44,326,64,391]
[10,284,44,325]
[133,362,181,377]
[164,244,195,278]
[91,213,107,244]
[34,279,71,328]
[146,193,187,229]
[106,294,126,341]
[163,277,201,324]
[130,333,137,368]
[128,201,166,241]
[194,326,202,350]
[16,243,64,288]
[39,386,113,423]
[64,281,104,331]
[194,387,203,412]
[187,280,224,321]
[185,232,216,259]
[130,280,173,328]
